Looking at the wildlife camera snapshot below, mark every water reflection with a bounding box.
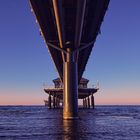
[63,120,87,140]
[62,119,79,140]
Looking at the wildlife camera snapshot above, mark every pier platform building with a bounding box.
[44,78,98,109]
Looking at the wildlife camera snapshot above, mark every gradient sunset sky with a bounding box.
[0,0,140,105]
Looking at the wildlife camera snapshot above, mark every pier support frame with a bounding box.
[87,96,90,108]
[53,94,56,108]
[63,48,78,119]
[91,94,95,109]
[83,99,85,108]
[85,98,87,108]
[48,94,52,109]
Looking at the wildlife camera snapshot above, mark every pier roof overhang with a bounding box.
[30,0,109,82]
[44,88,98,99]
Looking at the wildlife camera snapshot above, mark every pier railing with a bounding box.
[43,82,99,89]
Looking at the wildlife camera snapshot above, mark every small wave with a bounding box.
[111,115,133,120]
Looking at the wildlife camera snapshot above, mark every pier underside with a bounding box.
[30,0,110,119]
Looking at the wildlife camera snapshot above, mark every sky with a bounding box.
[0,0,140,105]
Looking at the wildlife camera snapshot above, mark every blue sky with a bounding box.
[0,0,140,105]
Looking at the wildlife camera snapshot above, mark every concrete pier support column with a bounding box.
[48,94,52,109]
[87,96,90,108]
[85,98,87,108]
[63,48,78,119]
[84,98,86,108]
[58,98,60,108]
[83,99,85,108]
[57,98,59,108]
[91,94,95,109]
[55,97,58,108]
[53,94,56,108]
[56,97,60,108]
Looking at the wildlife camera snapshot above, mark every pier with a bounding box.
[44,78,98,109]
[30,0,109,119]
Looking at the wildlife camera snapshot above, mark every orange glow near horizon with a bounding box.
[95,87,140,105]
[0,87,139,105]
[0,89,45,105]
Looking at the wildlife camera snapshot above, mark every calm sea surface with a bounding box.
[0,105,140,140]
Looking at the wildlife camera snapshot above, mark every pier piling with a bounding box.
[63,48,78,119]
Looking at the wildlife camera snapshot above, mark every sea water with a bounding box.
[0,105,140,140]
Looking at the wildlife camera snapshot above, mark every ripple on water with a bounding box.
[0,106,140,140]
